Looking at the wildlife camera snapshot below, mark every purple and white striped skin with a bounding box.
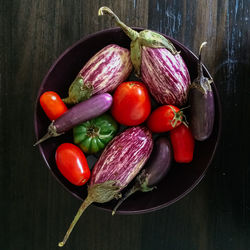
[63,44,132,104]
[112,136,172,215]
[90,126,153,189]
[58,126,153,247]
[98,7,191,107]
[80,44,132,94]
[141,47,191,107]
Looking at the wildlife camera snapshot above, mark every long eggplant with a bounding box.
[63,44,132,104]
[98,7,190,106]
[58,126,153,246]
[34,93,113,146]
[189,42,214,141]
[112,137,172,215]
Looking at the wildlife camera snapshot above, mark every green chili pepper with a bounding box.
[73,114,118,154]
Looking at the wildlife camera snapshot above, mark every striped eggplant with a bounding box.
[112,136,172,215]
[189,42,214,141]
[58,126,153,247]
[98,7,190,107]
[63,44,133,104]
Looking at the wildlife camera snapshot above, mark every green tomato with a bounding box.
[73,113,118,154]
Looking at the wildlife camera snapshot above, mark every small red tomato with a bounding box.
[170,124,195,163]
[111,81,151,126]
[55,143,90,186]
[40,91,68,121]
[147,105,183,133]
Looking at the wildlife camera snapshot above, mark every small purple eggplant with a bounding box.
[189,42,214,141]
[34,93,113,146]
[58,126,153,246]
[112,136,172,215]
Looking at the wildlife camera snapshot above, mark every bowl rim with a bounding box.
[34,27,222,215]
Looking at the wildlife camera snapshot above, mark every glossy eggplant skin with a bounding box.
[34,93,113,146]
[142,137,172,188]
[55,93,113,133]
[112,136,172,215]
[189,86,214,141]
[98,7,191,107]
[58,126,153,247]
[188,42,214,141]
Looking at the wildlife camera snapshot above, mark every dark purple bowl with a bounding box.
[34,27,221,215]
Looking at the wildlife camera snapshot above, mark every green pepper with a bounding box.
[73,113,118,154]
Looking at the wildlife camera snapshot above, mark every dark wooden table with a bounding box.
[1,1,250,249]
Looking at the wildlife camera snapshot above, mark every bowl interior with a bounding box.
[34,27,221,214]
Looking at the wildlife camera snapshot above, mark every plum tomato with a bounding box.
[40,91,68,121]
[111,81,151,126]
[55,143,90,186]
[170,124,195,163]
[147,105,184,133]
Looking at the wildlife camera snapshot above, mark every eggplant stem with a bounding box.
[197,41,207,79]
[112,185,140,216]
[199,42,207,59]
[33,132,52,146]
[98,6,139,41]
[58,196,93,247]
[33,121,61,146]
[62,96,74,105]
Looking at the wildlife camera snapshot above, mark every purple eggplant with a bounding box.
[58,126,153,247]
[112,136,172,215]
[63,44,132,104]
[34,93,113,146]
[98,7,190,106]
[189,42,214,141]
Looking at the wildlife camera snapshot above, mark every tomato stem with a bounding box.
[169,106,184,128]
[179,105,191,111]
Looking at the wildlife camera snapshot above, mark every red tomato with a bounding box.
[170,124,195,163]
[111,81,151,126]
[147,105,183,133]
[55,143,90,186]
[40,91,68,121]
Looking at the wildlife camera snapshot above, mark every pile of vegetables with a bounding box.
[34,7,215,247]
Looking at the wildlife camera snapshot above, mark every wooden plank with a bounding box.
[1,0,250,249]
[148,1,250,250]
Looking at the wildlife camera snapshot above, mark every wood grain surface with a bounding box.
[1,0,250,249]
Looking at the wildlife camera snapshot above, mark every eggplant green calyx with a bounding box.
[112,169,154,216]
[190,42,213,95]
[58,180,120,247]
[33,121,62,146]
[98,6,178,77]
[136,170,155,193]
[62,76,93,105]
